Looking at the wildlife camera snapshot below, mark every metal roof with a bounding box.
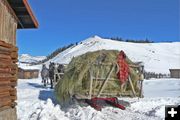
[7,0,38,29]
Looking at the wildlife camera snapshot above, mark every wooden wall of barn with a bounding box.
[0,0,17,46]
[170,69,180,78]
[0,0,18,119]
[18,68,39,79]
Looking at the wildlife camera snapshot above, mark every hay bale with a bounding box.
[55,50,141,105]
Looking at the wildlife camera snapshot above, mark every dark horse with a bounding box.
[49,62,55,89]
[55,64,65,82]
[41,64,49,87]
[57,64,65,73]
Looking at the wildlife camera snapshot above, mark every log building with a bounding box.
[18,68,39,79]
[169,69,180,78]
[0,0,38,119]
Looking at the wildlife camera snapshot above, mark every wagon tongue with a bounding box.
[85,97,125,111]
[85,99,102,111]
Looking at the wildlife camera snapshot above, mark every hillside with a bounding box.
[47,36,180,74]
[19,54,46,64]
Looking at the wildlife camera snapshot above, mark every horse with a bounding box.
[56,64,65,81]
[49,62,55,89]
[41,64,49,87]
[57,64,65,73]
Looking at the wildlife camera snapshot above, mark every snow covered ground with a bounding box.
[16,77,180,120]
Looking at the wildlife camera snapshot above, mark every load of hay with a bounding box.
[55,50,142,105]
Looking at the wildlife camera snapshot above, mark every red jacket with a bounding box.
[117,51,129,84]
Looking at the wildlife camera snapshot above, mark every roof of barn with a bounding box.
[7,0,38,28]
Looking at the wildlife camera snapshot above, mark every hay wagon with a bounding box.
[55,50,144,110]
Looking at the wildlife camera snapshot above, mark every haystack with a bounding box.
[55,50,142,105]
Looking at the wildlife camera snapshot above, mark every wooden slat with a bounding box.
[0,76,14,81]
[0,91,10,98]
[0,40,12,48]
[0,50,10,55]
[0,80,11,86]
[0,96,11,102]
[139,80,144,98]
[0,106,11,112]
[0,86,11,92]
[0,59,12,64]
[0,53,11,59]
[0,67,11,73]
[0,46,11,52]
[128,76,136,97]
[0,63,14,68]
[0,56,12,61]
[0,78,9,82]
[0,74,17,79]
[0,73,12,78]
[88,68,93,99]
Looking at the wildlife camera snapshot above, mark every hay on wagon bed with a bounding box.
[55,50,141,105]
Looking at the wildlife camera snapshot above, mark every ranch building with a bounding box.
[18,68,39,79]
[169,69,180,78]
[0,0,38,119]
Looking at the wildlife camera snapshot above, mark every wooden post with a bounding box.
[139,80,144,98]
[94,69,99,95]
[128,76,136,97]
[88,67,93,99]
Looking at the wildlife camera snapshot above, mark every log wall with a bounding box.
[0,1,18,115]
[0,40,18,113]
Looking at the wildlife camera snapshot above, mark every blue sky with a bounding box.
[17,0,179,56]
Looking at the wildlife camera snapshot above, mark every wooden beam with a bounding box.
[88,68,93,99]
[128,76,136,97]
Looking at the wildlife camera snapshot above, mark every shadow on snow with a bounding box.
[27,82,58,105]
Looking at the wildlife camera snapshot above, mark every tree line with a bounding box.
[105,37,154,43]
[34,43,75,65]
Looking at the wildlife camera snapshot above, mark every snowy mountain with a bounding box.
[19,54,46,64]
[47,35,180,74]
